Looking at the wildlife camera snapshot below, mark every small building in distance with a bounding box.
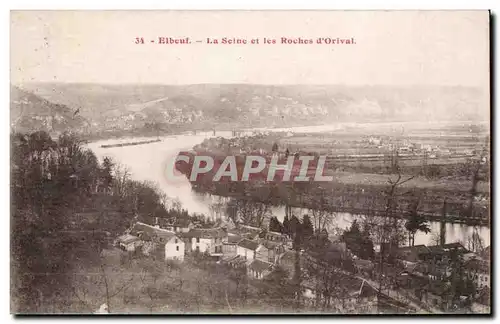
[247,259,273,279]
[163,217,194,233]
[116,234,142,252]
[128,222,185,261]
[396,245,431,263]
[236,239,268,262]
[222,234,242,257]
[184,228,227,256]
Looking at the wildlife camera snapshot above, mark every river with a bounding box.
[86,125,490,248]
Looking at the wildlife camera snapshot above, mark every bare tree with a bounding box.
[466,228,484,253]
[229,198,271,228]
[209,196,227,221]
[111,162,131,198]
[309,194,337,233]
[369,173,415,310]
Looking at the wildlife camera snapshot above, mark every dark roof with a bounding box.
[237,239,260,251]
[248,259,273,273]
[427,242,469,254]
[427,245,446,255]
[117,234,140,245]
[260,240,283,250]
[130,222,177,242]
[308,249,345,264]
[228,255,246,266]
[184,228,227,239]
[265,231,287,239]
[226,234,242,244]
[443,242,467,250]
[397,245,430,255]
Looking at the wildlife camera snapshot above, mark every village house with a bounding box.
[116,233,142,252]
[426,242,469,263]
[368,136,382,146]
[259,240,286,263]
[162,217,194,233]
[406,261,448,282]
[222,234,242,257]
[247,259,274,279]
[263,231,289,244]
[128,222,185,261]
[396,245,431,264]
[185,228,227,256]
[236,239,269,262]
[220,255,247,269]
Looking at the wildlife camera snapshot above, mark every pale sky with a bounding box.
[10,10,490,87]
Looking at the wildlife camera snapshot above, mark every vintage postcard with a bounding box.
[10,10,490,314]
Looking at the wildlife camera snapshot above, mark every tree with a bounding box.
[303,250,353,312]
[306,228,331,252]
[309,195,335,233]
[10,131,169,313]
[289,215,303,249]
[269,216,283,233]
[283,215,291,237]
[360,224,375,260]
[302,215,314,241]
[374,173,415,307]
[228,198,271,228]
[101,156,114,192]
[272,142,279,152]
[447,249,476,311]
[342,220,361,253]
[342,220,375,260]
[466,228,484,253]
[404,199,431,246]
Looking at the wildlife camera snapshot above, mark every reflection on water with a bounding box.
[86,126,490,248]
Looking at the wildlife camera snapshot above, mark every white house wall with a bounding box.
[192,237,212,253]
[236,246,255,261]
[165,237,185,261]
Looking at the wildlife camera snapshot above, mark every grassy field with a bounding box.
[58,248,298,314]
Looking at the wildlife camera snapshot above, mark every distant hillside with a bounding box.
[18,83,489,134]
[10,86,90,135]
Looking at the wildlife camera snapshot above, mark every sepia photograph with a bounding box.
[10,10,491,315]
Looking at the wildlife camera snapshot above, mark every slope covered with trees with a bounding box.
[10,130,193,312]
